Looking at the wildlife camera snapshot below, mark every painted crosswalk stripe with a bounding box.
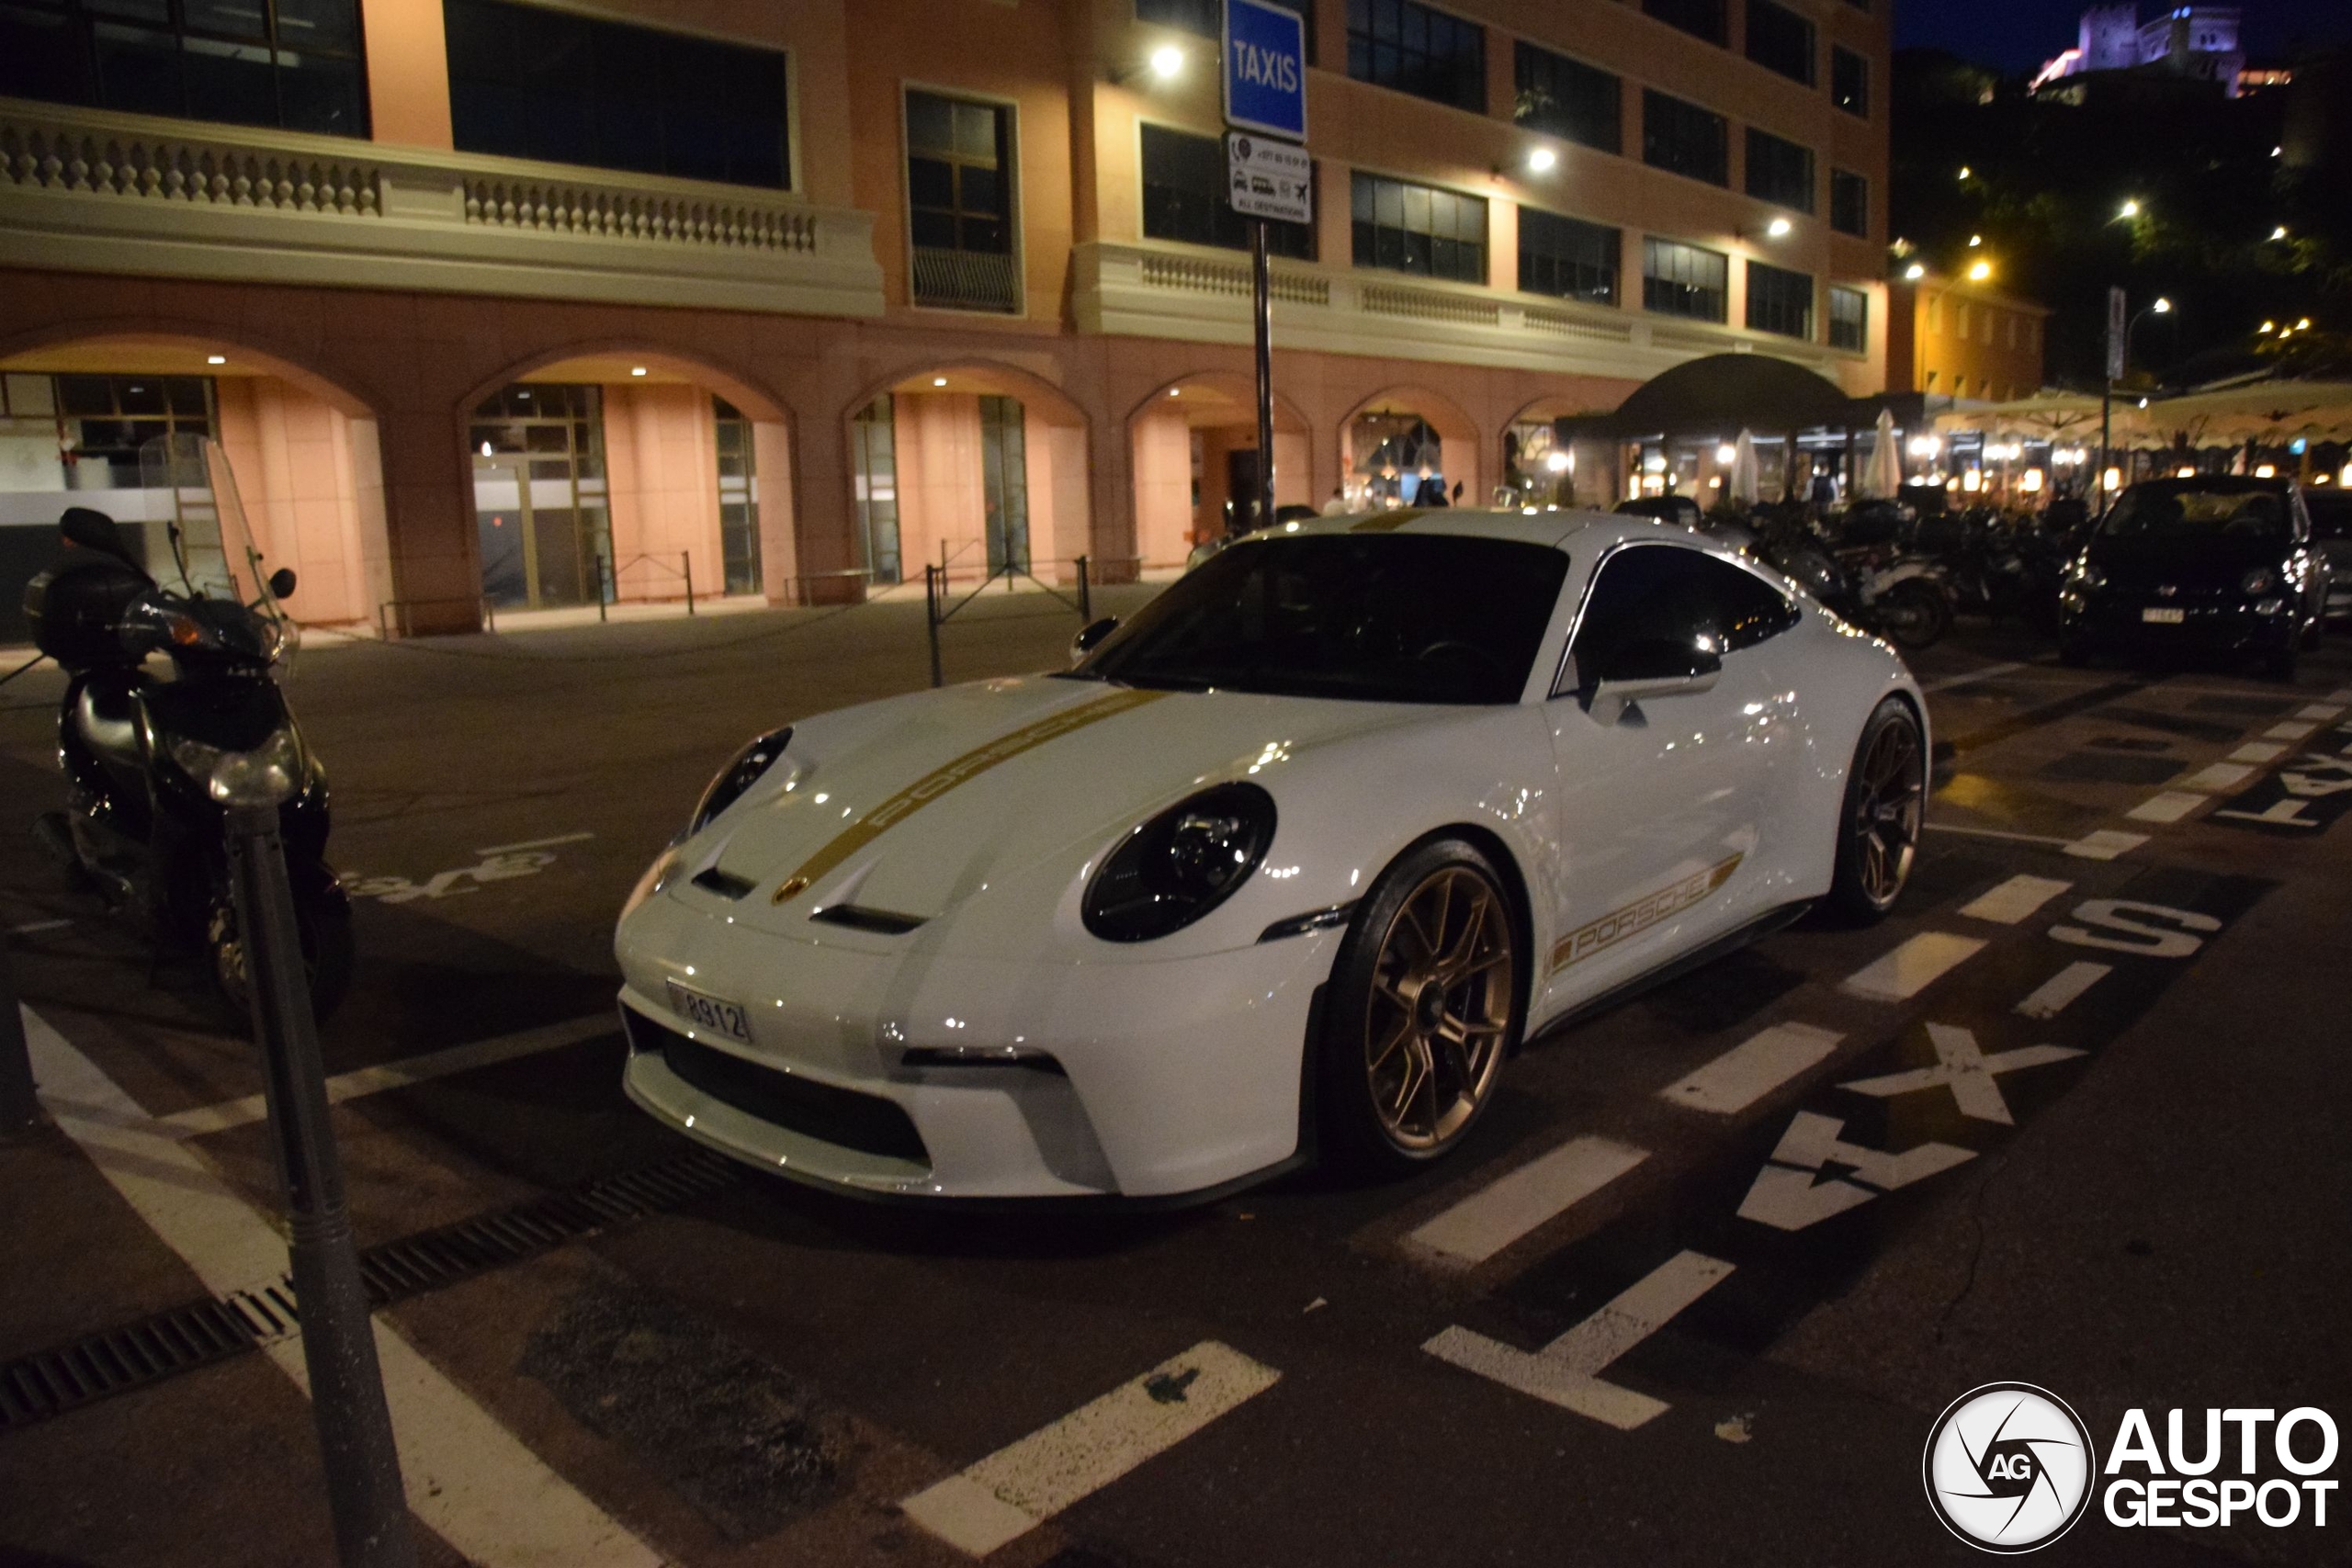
[2263,721,2319,742]
[2127,791,2207,824]
[2064,829,2148,861]
[2180,762,2256,792]
[900,1341,1278,1556]
[1408,1135,1648,1264]
[1423,1251,1735,1430]
[22,1005,660,1568]
[1660,1023,1843,1115]
[1958,874,2072,925]
[2295,705,2344,723]
[1842,932,1986,1001]
[2016,961,2112,1020]
[2330,688,2352,705]
[159,1014,618,1136]
[1922,660,2026,694]
[2229,741,2288,764]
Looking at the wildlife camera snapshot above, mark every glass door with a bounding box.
[978,394,1028,574]
[469,384,607,609]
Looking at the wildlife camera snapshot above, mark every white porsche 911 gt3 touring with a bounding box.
[614,509,1927,1201]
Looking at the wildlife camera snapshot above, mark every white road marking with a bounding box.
[2330,688,2352,705]
[1736,1111,1975,1231]
[1422,1251,1735,1430]
[2294,705,2344,722]
[1923,823,2070,848]
[158,1015,618,1137]
[2126,791,2207,824]
[21,1005,660,1568]
[2064,829,2148,860]
[2263,721,2319,742]
[1408,1136,1648,1265]
[1842,932,1986,1001]
[900,1341,1278,1556]
[2229,742,2288,764]
[1660,1023,1843,1115]
[1922,661,2027,694]
[7,919,70,934]
[2016,961,2112,1019]
[1839,1022,2086,1125]
[2178,762,2256,793]
[1958,874,2072,925]
[474,831,596,856]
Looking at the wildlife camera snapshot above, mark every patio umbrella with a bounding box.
[1861,408,1900,499]
[1729,429,1761,506]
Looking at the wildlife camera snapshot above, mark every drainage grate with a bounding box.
[0,1150,741,1431]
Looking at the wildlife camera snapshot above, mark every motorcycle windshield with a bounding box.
[138,432,300,669]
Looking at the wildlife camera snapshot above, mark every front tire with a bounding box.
[1875,581,1951,651]
[1828,698,1926,923]
[1316,839,1522,1176]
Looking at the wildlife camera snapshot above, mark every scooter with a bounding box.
[1748,511,1953,651]
[22,434,352,1020]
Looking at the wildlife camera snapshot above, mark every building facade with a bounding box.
[1,0,1892,636]
[1886,267,2049,411]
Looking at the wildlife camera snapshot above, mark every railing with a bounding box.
[910,246,1020,313]
[0,96,884,318]
[922,554,1106,688]
[605,552,695,619]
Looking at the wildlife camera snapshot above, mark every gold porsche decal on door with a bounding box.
[772,688,1170,903]
[1547,854,1744,974]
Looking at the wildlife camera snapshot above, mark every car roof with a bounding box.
[1270,505,1714,556]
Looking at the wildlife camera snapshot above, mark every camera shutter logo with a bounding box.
[1923,1383,2096,1552]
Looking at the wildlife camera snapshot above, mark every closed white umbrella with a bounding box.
[1862,408,1900,499]
[1729,428,1761,506]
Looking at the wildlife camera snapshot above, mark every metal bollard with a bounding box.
[683,551,695,615]
[0,935,41,1139]
[223,803,416,1568]
[1076,555,1091,625]
[924,563,944,688]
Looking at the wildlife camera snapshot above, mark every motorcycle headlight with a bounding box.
[689,727,792,835]
[2242,566,2278,595]
[1082,783,1275,942]
[164,733,225,783]
[203,727,301,807]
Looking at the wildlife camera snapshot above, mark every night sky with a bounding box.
[1894,0,2352,74]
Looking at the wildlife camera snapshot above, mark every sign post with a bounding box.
[2098,285,2126,514]
[1223,0,1307,537]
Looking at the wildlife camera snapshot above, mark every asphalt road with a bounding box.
[1,586,2346,1568]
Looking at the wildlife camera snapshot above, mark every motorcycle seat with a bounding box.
[74,681,143,773]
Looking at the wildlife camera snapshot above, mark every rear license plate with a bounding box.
[2142,607,2187,624]
[666,979,752,1044]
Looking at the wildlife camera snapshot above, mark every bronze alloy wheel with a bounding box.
[1363,864,1516,1152]
[1839,703,1925,916]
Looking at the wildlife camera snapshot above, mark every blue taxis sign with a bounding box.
[1224,0,1306,142]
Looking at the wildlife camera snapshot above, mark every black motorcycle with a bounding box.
[22,435,352,1019]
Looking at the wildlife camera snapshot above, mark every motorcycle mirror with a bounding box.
[61,506,138,568]
[268,567,298,601]
[1069,615,1120,664]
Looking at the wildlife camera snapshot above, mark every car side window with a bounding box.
[1707,554,1803,650]
[1560,544,1797,694]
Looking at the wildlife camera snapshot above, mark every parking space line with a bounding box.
[2263,721,2320,742]
[1921,661,2027,694]
[2329,688,2352,705]
[1408,1136,1649,1265]
[2127,791,2208,824]
[1924,823,2070,848]
[158,1014,618,1137]
[1660,1023,1843,1115]
[1842,932,1986,1001]
[2295,705,2344,722]
[7,919,70,935]
[2180,762,2256,792]
[20,1005,661,1568]
[2229,742,2288,764]
[2064,829,2148,861]
[900,1341,1279,1557]
[1958,874,2072,925]
[1422,1251,1735,1430]
[472,831,595,856]
[2017,962,2112,1020]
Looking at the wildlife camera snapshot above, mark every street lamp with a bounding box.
[2119,198,2141,219]
[2098,296,2175,513]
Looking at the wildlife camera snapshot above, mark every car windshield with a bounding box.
[2306,492,2349,540]
[1072,532,1568,704]
[2099,481,2292,545]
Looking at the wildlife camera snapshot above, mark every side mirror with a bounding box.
[1583,638,1723,724]
[61,506,139,569]
[1069,615,1120,665]
[268,567,298,601]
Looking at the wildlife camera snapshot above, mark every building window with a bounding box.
[850,397,901,585]
[1642,237,1727,321]
[906,90,1019,312]
[445,0,787,187]
[1832,46,1870,117]
[0,0,368,137]
[1352,171,1487,284]
[51,374,213,489]
[1745,129,1814,212]
[1513,41,1620,155]
[713,398,762,597]
[1643,0,1725,48]
[1828,285,1867,351]
[1747,261,1813,338]
[1830,168,1869,237]
[1519,207,1619,306]
[1347,0,1485,114]
[1642,90,1728,186]
[1744,0,1815,85]
[1141,123,1314,257]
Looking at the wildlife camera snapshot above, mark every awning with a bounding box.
[1585,353,1868,441]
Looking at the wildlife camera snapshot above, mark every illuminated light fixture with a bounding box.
[1967,260,1992,281]
[1904,263,1926,281]
[2342,462,2352,486]
[1968,233,1983,247]
[2177,466,2199,479]
[2119,199,2141,219]
[1767,216,1792,238]
[2152,297,2173,314]
[2297,318,2312,331]
[2103,468,2121,491]
[1907,434,1942,458]
[2270,226,2289,241]
[1148,43,1184,81]
[1544,449,1571,473]
[2020,469,2044,493]
[2255,464,2276,478]
[1643,452,1667,474]
[206,354,226,365]
[1716,444,1738,465]
[1962,468,1983,492]
[1958,165,1972,180]
[2261,320,2276,333]
[1527,145,1557,174]
[2138,397,2149,409]
[2272,145,2283,157]
[1168,387,1181,397]
[629,366,648,377]
[480,441,493,457]
[933,377,948,388]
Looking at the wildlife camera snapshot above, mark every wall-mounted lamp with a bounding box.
[1526,145,1557,175]
[206,355,227,365]
[1903,262,1926,281]
[629,366,648,377]
[1967,260,1993,281]
[1114,43,1186,85]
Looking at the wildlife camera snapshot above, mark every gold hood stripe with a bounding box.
[774,688,1170,901]
[1548,853,1743,974]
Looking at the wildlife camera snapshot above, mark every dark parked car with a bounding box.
[2057,477,2326,680]
[2306,488,2352,625]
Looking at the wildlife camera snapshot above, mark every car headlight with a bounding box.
[689,727,791,835]
[2070,562,2106,591]
[1082,783,1275,942]
[2242,566,2278,595]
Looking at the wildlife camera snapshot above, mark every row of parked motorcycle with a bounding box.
[1616,493,2094,654]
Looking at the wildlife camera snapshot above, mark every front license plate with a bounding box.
[666,979,752,1044]
[2142,607,2187,624]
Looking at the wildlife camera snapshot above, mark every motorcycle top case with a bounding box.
[23,555,150,671]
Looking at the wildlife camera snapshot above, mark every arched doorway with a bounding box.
[843,363,1091,587]
[1500,394,1617,510]
[0,333,387,637]
[1128,374,1312,569]
[1342,389,1480,511]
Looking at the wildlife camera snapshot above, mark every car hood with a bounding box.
[671,675,1435,943]
[2088,534,2282,590]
